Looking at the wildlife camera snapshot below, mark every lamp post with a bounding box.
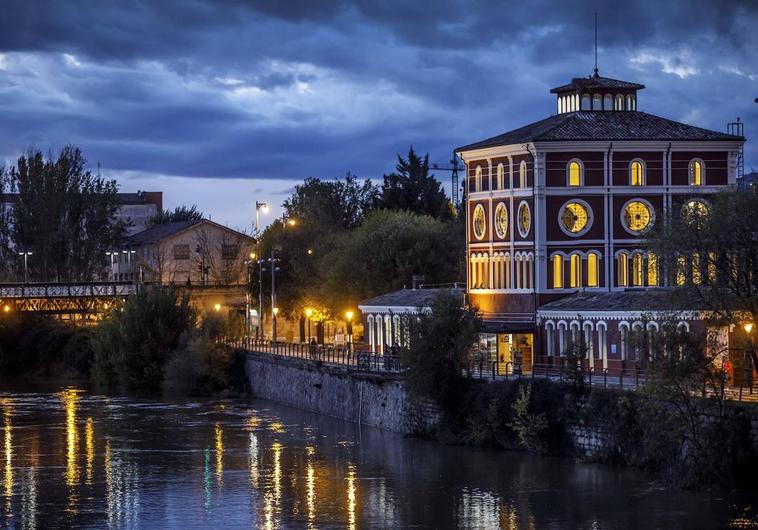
[18,251,32,283]
[744,322,755,392]
[244,252,257,337]
[305,308,313,342]
[122,249,136,282]
[345,310,354,350]
[272,307,279,342]
[255,201,269,234]
[268,249,280,342]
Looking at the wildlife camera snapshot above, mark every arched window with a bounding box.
[519,161,527,188]
[570,254,582,288]
[617,252,629,287]
[592,94,602,110]
[376,316,383,354]
[630,159,645,186]
[689,159,704,186]
[552,254,563,289]
[631,253,644,286]
[367,315,375,351]
[692,252,702,285]
[567,160,582,187]
[393,315,401,345]
[385,315,393,347]
[558,322,567,356]
[482,252,490,289]
[475,166,482,191]
[603,94,612,110]
[597,323,608,369]
[584,322,595,364]
[496,163,505,190]
[619,323,629,360]
[581,94,591,110]
[469,254,477,289]
[676,254,687,286]
[615,94,624,110]
[647,252,658,286]
[587,252,599,287]
[526,253,534,290]
[626,95,634,110]
[546,322,555,356]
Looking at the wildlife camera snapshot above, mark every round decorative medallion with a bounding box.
[517,201,531,238]
[494,202,508,239]
[472,204,486,240]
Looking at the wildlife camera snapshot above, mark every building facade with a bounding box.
[456,71,745,374]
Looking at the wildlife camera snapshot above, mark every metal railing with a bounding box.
[0,282,136,298]
[230,337,402,374]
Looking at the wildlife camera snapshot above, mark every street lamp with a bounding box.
[345,310,354,348]
[18,251,32,283]
[743,322,755,393]
[255,201,269,234]
[305,308,313,342]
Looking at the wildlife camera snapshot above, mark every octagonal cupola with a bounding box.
[551,71,645,114]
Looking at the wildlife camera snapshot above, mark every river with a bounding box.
[0,386,755,529]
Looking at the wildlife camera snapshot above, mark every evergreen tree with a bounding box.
[381,147,454,220]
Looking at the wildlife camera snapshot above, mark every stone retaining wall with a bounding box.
[245,352,440,435]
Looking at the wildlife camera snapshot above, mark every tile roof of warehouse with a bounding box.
[537,290,707,313]
[456,111,743,152]
[126,220,203,245]
[359,288,464,309]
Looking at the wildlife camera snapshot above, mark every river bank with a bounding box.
[1,385,757,528]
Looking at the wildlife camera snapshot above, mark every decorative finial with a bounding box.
[593,11,599,77]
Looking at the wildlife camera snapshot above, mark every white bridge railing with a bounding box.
[0,282,136,298]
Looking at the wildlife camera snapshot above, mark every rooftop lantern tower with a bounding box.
[551,74,645,114]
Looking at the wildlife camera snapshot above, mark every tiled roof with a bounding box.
[126,220,203,245]
[538,289,705,313]
[550,74,645,94]
[456,111,744,152]
[359,288,464,309]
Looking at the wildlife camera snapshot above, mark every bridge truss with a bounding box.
[0,282,137,317]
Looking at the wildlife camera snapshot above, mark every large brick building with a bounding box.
[455,71,745,374]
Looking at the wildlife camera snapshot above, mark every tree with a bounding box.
[282,174,379,231]
[149,205,204,225]
[401,292,480,413]
[381,147,454,221]
[321,210,465,313]
[647,189,758,367]
[5,147,126,281]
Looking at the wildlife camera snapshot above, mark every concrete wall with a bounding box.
[245,352,440,435]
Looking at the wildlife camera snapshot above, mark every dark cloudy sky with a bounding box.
[1,0,756,230]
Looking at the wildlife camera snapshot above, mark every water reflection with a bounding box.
[0,389,753,529]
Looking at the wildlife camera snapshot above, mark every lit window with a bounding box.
[560,201,591,235]
[475,166,482,191]
[472,204,486,240]
[707,251,717,283]
[568,160,582,187]
[497,163,505,190]
[494,202,508,239]
[517,201,531,237]
[692,252,702,285]
[617,253,629,287]
[570,254,581,288]
[622,200,654,234]
[632,254,644,286]
[587,253,599,287]
[647,253,658,286]
[630,160,645,186]
[552,255,563,288]
[682,199,709,227]
[519,161,527,188]
[688,159,704,186]
[676,255,687,286]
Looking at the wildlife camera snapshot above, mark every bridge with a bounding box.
[0,281,247,318]
[0,282,137,316]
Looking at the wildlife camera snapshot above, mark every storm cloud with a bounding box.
[0,0,756,228]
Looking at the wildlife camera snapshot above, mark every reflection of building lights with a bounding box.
[347,464,357,530]
[60,388,80,488]
[249,432,259,488]
[307,446,316,530]
[215,423,223,486]
[85,417,94,485]
[3,399,12,518]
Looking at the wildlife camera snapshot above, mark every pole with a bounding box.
[258,259,264,340]
[23,253,28,284]
[270,249,276,342]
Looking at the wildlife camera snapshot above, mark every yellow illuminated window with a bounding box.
[689,160,702,186]
[676,255,687,286]
[552,255,563,288]
[472,204,486,240]
[561,202,590,234]
[647,253,658,286]
[630,161,644,186]
[692,253,702,285]
[623,201,653,233]
[568,161,582,186]
[707,251,717,283]
[497,164,504,190]
[570,254,582,288]
[632,254,644,286]
[617,253,628,287]
[587,253,599,287]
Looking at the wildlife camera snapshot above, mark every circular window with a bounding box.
[472,204,486,240]
[559,200,593,236]
[494,202,508,239]
[682,199,709,227]
[517,201,531,238]
[621,199,655,235]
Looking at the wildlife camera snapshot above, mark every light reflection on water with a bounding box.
[0,388,755,529]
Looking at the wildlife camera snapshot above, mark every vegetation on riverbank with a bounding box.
[402,294,758,489]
